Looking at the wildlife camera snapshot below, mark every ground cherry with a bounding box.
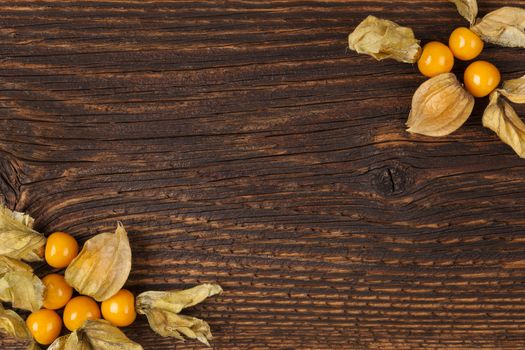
[449,27,484,61]
[42,274,73,310]
[45,232,79,268]
[63,296,101,331]
[418,41,454,78]
[101,289,136,327]
[464,60,501,98]
[26,309,62,345]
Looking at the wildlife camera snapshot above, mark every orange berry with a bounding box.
[63,296,101,331]
[449,27,484,61]
[464,61,501,97]
[26,309,62,345]
[42,274,73,310]
[45,232,79,268]
[101,289,136,327]
[418,41,454,78]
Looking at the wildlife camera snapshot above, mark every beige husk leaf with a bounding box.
[471,7,525,48]
[0,304,40,350]
[348,15,421,63]
[0,263,44,311]
[449,0,478,25]
[0,255,43,311]
[48,320,142,350]
[136,283,223,346]
[80,320,143,350]
[482,91,525,158]
[48,333,91,350]
[499,75,525,104]
[0,255,33,275]
[65,223,131,301]
[48,335,76,350]
[0,303,31,339]
[407,73,475,136]
[0,206,46,262]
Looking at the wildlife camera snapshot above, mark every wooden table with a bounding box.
[1,1,525,349]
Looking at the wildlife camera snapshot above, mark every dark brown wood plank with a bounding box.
[1,0,525,349]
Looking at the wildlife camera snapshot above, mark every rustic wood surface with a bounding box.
[1,0,525,349]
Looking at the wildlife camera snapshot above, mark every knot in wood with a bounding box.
[373,162,410,196]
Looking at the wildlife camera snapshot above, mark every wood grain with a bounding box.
[1,0,525,349]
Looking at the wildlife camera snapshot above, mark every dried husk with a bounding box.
[136,283,223,346]
[80,320,143,350]
[407,73,475,137]
[47,336,67,350]
[65,223,131,301]
[449,0,478,25]
[0,270,44,311]
[0,303,40,350]
[48,333,92,350]
[482,91,525,158]
[0,255,42,311]
[137,284,223,314]
[0,255,33,275]
[48,320,141,350]
[471,7,525,48]
[145,311,213,345]
[0,206,46,262]
[348,15,421,63]
[48,336,76,350]
[499,75,525,104]
[0,303,31,339]
[47,336,66,350]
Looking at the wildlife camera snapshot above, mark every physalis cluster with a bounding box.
[348,1,525,157]
[0,205,222,349]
